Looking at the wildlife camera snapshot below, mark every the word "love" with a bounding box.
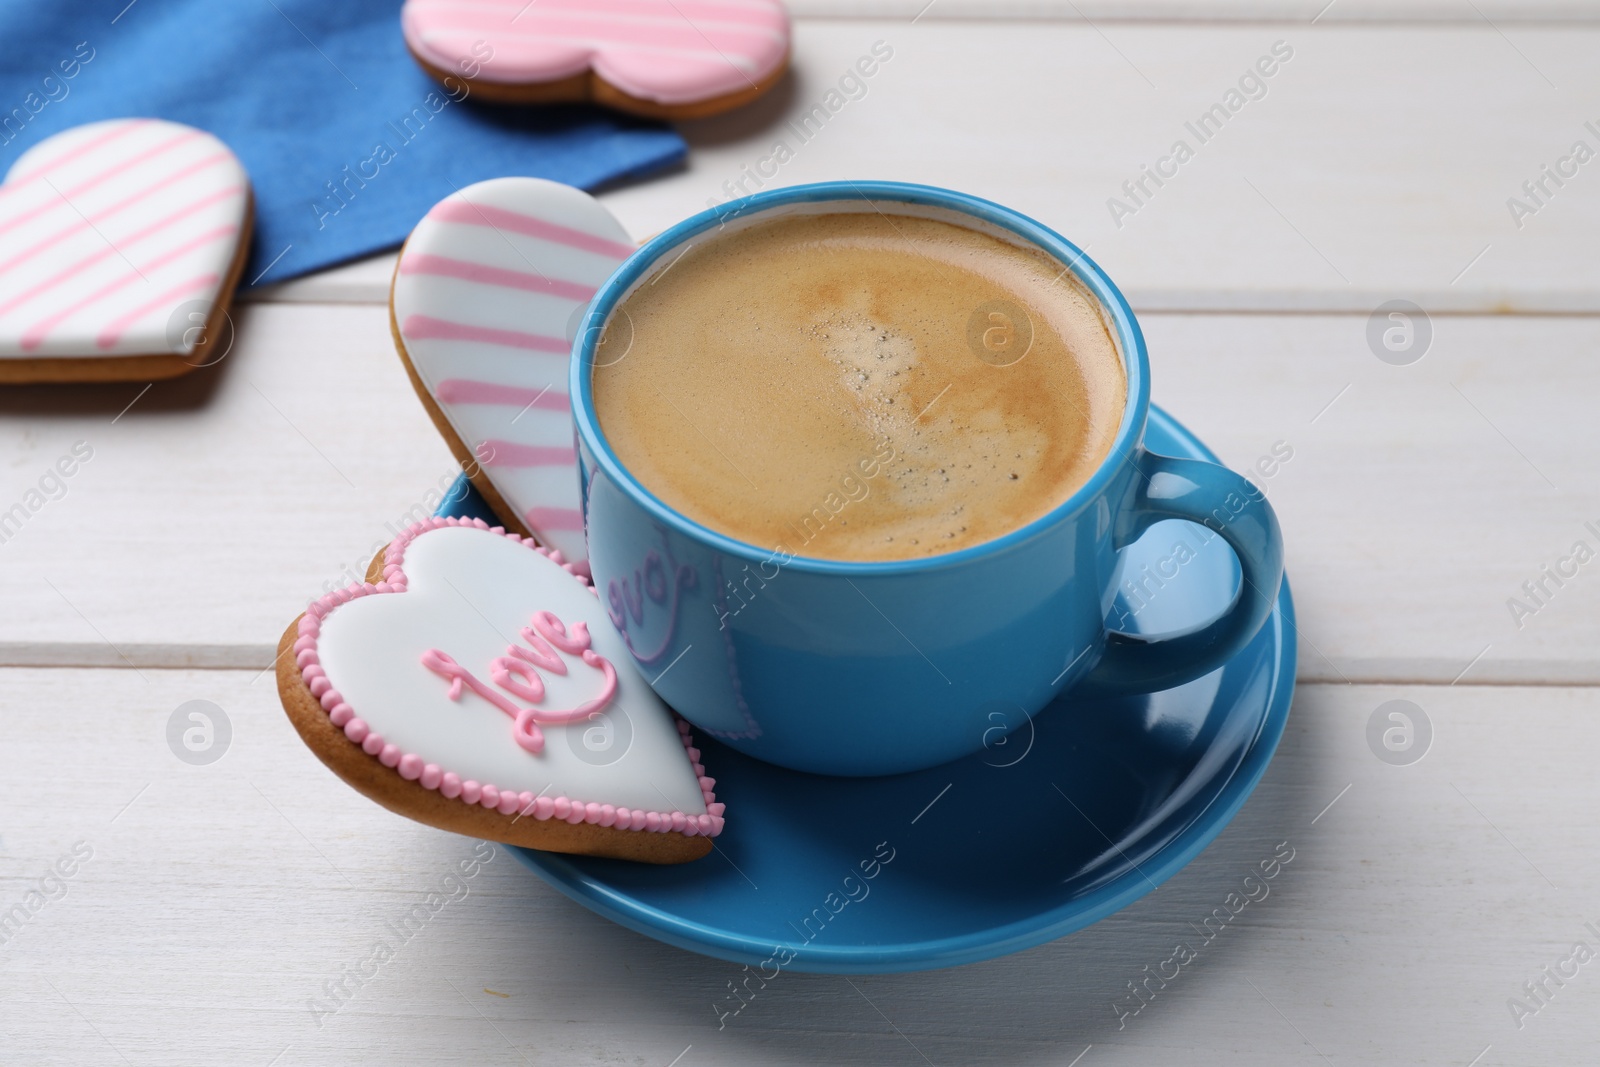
[420,610,617,754]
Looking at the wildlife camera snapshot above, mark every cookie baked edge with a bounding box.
[275,543,714,865]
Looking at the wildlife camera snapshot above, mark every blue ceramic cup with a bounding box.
[571,182,1283,777]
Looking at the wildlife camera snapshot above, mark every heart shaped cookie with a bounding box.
[0,118,252,383]
[391,177,634,565]
[276,517,723,864]
[401,0,790,119]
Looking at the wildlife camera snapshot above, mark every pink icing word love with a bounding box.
[421,610,617,754]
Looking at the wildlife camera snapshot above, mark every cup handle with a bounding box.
[1078,448,1285,697]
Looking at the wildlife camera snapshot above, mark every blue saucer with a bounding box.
[439,405,1295,974]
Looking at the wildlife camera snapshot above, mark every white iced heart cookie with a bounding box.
[0,118,252,383]
[391,177,634,565]
[276,517,722,864]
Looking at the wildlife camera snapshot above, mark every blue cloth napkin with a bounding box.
[0,1,684,285]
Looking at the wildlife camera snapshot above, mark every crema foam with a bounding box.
[593,210,1125,562]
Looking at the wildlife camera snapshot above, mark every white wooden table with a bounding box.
[4,6,1599,1065]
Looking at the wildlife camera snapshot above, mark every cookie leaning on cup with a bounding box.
[277,517,723,864]
[0,118,253,384]
[389,177,636,566]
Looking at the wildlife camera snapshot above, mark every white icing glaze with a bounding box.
[392,177,634,563]
[0,118,249,359]
[315,524,707,816]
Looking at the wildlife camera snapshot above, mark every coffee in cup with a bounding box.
[591,211,1125,562]
[573,184,1284,776]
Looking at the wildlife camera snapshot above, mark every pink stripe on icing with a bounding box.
[525,506,585,531]
[426,199,635,259]
[480,440,577,467]
[0,184,242,318]
[0,154,234,280]
[0,129,199,241]
[402,314,569,354]
[0,119,149,192]
[295,515,720,837]
[62,129,199,198]
[434,379,570,410]
[399,253,597,302]
[24,224,237,351]
[92,271,221,351]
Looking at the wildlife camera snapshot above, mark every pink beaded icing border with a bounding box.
[293,516,724,838]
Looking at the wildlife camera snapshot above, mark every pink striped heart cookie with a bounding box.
[277,518,722,864]
[391,177,635,564]
[0,118,252,384]
[400,0,790,119]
